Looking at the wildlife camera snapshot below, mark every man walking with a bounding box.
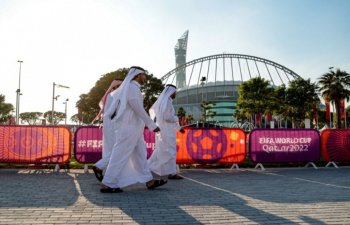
[148,84,185,179]
[92,79,123,182]
[101,66,167,193]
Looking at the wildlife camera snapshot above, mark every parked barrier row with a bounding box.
[1,125,350,166]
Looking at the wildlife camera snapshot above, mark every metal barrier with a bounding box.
[0,125,71,164]
[74,126,155,164]
[321,129,350,167]
[176,127,246,165]
[249,129,321,169]
[2,124,350,170]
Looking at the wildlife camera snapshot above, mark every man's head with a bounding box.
[166,84,177,99]
[111,79,123,91]
[130,66,147,85]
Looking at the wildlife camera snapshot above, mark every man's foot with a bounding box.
[100,185,123,193]
[168,174,183,180]
[146,179,168,189]
[92,166,104,182]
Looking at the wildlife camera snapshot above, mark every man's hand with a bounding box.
[153,127,160,132]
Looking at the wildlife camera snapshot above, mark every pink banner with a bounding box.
[74,126,155,164]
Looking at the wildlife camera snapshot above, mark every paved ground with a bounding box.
[0,167,350,225]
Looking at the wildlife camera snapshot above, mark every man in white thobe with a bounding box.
[148,84,185,179]
[101,66,167,193]
[92,79,123,182]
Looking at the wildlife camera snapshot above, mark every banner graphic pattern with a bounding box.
[321,129,350,162]
[0,126,71,163]
[176,128,246,164]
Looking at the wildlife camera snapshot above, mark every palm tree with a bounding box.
[318,69,350,128]
[285,78,320,128]
[177,107,186,126]
[200,101,216,124]
[237,77,274,127]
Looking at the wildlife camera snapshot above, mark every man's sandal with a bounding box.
[100,185,123,193]
[147,179,168,189]
[168,174,183,180]
[92,166,104,182]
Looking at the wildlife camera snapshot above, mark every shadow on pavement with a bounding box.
[0,169,79,208]
[76,170,304,225]
[187,167,350,203]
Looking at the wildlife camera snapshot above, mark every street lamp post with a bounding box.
[63,98,69,124]
[15,60,23,125]
[200,77,207,127]
[51,82,69,124]
[200,76,206,102]
[328,67,334,128]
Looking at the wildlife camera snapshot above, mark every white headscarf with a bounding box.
[104,67,145,121]
[91,79,123,123]
[149,84,177,121]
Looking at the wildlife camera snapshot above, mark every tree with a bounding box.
[0,94,14,124]
[285,78,320,128]
[177,107,186,118]
[76,67,163,124]
[43,110,65,125]
[70,114,81,124]
[141,73,164,112]
[76,94,94,125]
[318,68,350,128]
[271,85,288,127]
[186,114,194,124]
[177,107,186,126]
[237,77,274,127]
[76,68,129,124]
[200,101,216,123]
[176,107,194,126]
[19,112,43,125]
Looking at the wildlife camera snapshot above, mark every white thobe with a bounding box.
[102,81,157,188]
[94,91,116,170]
[148,98,180,176]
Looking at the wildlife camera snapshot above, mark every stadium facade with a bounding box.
[161,31,301,127]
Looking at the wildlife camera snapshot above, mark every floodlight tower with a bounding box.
[174,30,189,88]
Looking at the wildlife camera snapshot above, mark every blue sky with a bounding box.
[0,0,349,122]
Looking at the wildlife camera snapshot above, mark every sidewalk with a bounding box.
[0,167,350,225]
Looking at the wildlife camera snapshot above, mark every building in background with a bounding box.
[162,31,301,127]
[174,30,189,88]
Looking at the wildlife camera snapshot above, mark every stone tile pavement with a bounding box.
[0,167,350,225]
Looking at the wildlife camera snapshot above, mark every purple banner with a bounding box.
[74,126,155,164]
[249,129,320,163]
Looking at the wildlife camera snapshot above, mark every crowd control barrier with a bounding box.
[4,124,350,170]
[0,125,71,164]
[74,126,155,164]
[321,129,350,166]
[74,126,246,167]
[176,127,246,164]
[249,129,320,169]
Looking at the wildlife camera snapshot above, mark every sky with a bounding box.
[0,0,349,123]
